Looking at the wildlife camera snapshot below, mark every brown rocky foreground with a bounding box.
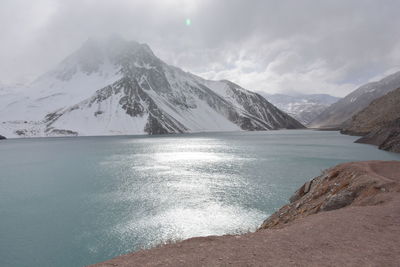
[91,161,400,267]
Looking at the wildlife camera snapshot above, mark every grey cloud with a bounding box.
[1,0,400,96]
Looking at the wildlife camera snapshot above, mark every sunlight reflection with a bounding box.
[154,151,225,162]
[97,136,264,251]
[116,202,267,249]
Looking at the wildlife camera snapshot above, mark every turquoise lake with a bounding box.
[1,130,399,266]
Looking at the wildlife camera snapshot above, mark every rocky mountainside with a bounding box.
[340,87,400,153]
[309,71,400,128]
[341,87,400,136]
[262,93,340,125]
[0,37,303,138]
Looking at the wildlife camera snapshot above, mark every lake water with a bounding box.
[0,130,399,266]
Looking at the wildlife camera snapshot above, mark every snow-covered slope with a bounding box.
[0,38,123,122]
[309,71,400,128]
[0,37,304,138]
[262,93,340,125]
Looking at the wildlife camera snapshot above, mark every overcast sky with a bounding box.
[1,0,400,97]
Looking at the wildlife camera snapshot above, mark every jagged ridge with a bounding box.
[0,37,304,137]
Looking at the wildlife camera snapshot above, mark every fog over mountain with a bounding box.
[0,37,303,137]
[1,0,400,97]
[261,93,340,125]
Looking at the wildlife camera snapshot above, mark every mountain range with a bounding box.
[309,71,400,128]
[0,37,303,138]
[261,93,340,125]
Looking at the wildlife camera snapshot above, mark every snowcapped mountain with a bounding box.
[261,93,340,125]
[0,38,123,122]
[0,37,304,137]
[309,70,400,128]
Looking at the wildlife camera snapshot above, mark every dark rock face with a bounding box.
[0,134,6,139]
[221,81,304,130]
[320,190,356,211]
[47,129,78,136]
[289,180,313,203]
[356,119,400,153]
[15,130,27,136]
[379,131,400,152]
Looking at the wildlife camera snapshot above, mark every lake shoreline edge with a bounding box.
[90,160,400,266]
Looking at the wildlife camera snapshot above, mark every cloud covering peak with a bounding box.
[1,0,400,97]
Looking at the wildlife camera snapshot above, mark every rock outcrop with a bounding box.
[356,118,400,153]
[0,134,6,139]
[92,161,400,267]
[260,161,400,229]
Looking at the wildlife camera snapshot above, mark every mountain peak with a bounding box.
[78,35,155,61]
[37,36,159,83]
[0,37,304,137]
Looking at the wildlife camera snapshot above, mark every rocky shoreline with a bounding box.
[354,119,400,153]
[91,160,400,266]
